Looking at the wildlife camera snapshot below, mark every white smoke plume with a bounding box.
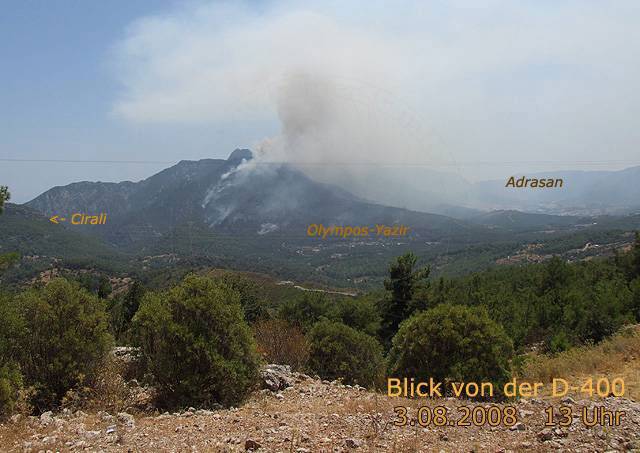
[112,0,640,205]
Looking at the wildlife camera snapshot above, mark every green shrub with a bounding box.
[387,304,513,395]
[133,274,260,408]
[15,278,112,411]
[279,292,381,336]
[0,363,22,416]
[632,278,640,321]
[326,295,381,337]
[0,252,19,273]
[107,281,145,342]
[307,320,384,387]
[216,273,269,323]
[278,292,327,330]
[548,331,572,354]
[0,292,24,359]
[0,292,24,415]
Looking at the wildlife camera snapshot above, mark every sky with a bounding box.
[2,0,640,202]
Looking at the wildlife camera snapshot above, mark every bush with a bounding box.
[548,331,572,354]
[387,304,513,395]
[0,252,19,273]
[0,363,22,416]
[0,292,24,415]
[307,320,384,387]
[107,281,145,342]
[254,319,309,371]
[216,273,269,323]
[60,354,144,414]
[632,278,640,321]
[14,278,113,411]
[278,293,381,336]
[326,296,381,337]
[133,274,260,408]
[278,292,327,330]
[520,325,640,400]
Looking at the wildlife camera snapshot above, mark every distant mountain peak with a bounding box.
[228,148,253,163]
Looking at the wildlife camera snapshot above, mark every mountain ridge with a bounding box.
[24,149,486,247]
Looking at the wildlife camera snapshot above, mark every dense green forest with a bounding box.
[428,252,640,351]
[3,197,640,292]
[272,237,640,353]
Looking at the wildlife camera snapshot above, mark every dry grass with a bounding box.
[2,373,631,452]
[253,319,310,371]
[60,355,151,414]
[519,324,640,400]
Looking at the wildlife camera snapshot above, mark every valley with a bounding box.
[2,150,640,290]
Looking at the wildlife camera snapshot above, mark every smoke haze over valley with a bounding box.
[3,1,640,205]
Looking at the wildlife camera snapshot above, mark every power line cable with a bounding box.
[2,158,639,166]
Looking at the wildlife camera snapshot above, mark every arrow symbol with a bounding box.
[49,215,64,224]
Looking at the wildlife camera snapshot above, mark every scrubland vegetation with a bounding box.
[520,324,640,399]
[1,186,640,417]
[133,275,260,409]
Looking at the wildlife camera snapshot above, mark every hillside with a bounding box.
[328,165,640,217]
[9,150,505,286]
[1,150,638,288]
[473,167,640,215]
[25,150,482,245]
[0,204,128,285]
[468,210,591,232]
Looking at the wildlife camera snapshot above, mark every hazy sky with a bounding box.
[2,0,640,202]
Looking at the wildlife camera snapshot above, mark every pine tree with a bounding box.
[380,252,430,347]
[0,186,9,213]
[0,187,19,272]
[632,232,640,279]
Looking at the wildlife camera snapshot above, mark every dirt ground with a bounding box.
[2,372,639,452]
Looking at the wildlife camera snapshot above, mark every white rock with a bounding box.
[117,412,135,428]
[39,411,54,426]
[84,430,101,440]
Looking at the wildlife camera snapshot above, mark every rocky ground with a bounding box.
[1,365,638,452]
